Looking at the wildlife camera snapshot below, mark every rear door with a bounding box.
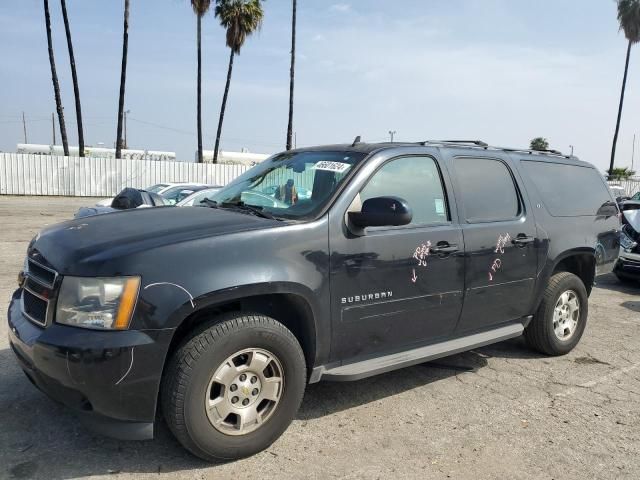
[447,155,539,334]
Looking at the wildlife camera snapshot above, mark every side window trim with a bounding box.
[452,155,525,224]
[356,154,453,231]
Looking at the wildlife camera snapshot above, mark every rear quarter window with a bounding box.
[521,160,611,217]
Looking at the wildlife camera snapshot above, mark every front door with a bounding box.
[329,154,465,361]
[448,155,539,334]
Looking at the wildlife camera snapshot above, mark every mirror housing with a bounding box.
[348,196,412,228]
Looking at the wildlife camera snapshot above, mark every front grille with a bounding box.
[21,256,59,327]
[26,259,57,288]
[22,288,48,326]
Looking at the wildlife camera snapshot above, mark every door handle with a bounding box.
[431,242,459,254]
[511,235,535,246]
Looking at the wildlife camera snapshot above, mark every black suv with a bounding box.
[8,141,620,461]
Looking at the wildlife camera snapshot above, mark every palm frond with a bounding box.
[215,0,264,54]
[191,0,212,17]
[618,0,640,43]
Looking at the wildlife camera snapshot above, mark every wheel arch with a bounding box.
[550,249,596,296]
[163,283,320,376]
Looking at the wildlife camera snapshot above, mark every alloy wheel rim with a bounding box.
[205,348,284,436]
[553,290,580,341]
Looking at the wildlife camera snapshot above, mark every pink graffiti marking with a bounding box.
[488,234,510,282]
[410,241,432,283]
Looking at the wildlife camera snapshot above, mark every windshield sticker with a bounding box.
[434,199,445,216]
[313,161,351,173]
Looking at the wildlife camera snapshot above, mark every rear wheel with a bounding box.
[524,272,588,356]
[161,313,306,461]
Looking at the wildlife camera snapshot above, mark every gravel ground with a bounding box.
[0,195,639,480]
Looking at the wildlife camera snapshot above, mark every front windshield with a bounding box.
[210,151,366,219]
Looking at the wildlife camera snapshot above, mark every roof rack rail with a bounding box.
[419,140,489,148]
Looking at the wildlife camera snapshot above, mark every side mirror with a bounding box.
[348,196,412,228]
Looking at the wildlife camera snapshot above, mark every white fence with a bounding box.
[607,179,640,197]
[0,153,249,197]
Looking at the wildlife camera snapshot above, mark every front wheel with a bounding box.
[161,314,307,461]
[524,272,588,356]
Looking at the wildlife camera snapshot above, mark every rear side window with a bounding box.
[521,161,611,217]
[453,157,520,222]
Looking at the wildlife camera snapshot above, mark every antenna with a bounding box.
[351,135,361,147]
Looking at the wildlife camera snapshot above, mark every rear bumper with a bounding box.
[7,289,174,440]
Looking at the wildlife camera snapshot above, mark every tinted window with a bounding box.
[360,156,448,225]
[453,158,519,222]
[522,161,611,217]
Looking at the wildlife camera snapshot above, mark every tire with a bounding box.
[524,272,588,356]
[161,313,307,461]
[614,269,636,284]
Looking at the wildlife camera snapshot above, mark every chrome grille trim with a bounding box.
[21,257,59,328]
[21,287,49,327]
[26,258,58,289]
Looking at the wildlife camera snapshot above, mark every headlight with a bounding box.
[56,276,140,330]
[620,229,638,253]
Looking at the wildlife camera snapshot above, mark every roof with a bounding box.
[287,140,581,163]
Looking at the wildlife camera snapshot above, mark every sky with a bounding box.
[0,0,639,171]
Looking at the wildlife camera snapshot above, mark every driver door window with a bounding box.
[359,156,449,226]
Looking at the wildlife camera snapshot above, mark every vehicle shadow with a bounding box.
[594,273,639,295]
[0,336,539,479]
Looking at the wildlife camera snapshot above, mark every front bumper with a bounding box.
[7,289,174,440]
[614,251,640,280]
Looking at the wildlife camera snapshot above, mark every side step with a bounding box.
[318,323,524,382]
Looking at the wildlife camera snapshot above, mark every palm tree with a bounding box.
[213,0,264,163]
[610,0,640,176]
[115,0,130,159]
[44,0,69,156]
[192,0,212,163]
[60,0,84,157]
[286,0,296,150]
[530,137,549,151]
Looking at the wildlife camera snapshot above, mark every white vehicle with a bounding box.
[176,187,223,207]
[95,183,205,207]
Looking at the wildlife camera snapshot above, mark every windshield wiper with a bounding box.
[220,201,279,220]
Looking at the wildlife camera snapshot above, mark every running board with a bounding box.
[317,323,524,382]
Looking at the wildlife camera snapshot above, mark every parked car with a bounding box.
[95,183,205,207]
[614,200,640,282]
[9,140,619,461]
[75,188,170,218]
[176,187,223,207]
[157,184,211,205]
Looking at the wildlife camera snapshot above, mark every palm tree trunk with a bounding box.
[610,40,632,177]
[115,0,130,160]
[196,14,203,163]
[44,0,69,156]
[286,0,296,150]
[213,49,234,164]
[60,0,84,157]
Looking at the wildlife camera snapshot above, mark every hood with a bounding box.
[30,206,282,274]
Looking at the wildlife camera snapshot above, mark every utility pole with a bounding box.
[569,145,574,156]
[632,134,636,171]
[52,112,56,145]
[22,112,27,143]
[294,131,297,149]
[388,130,396,142]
